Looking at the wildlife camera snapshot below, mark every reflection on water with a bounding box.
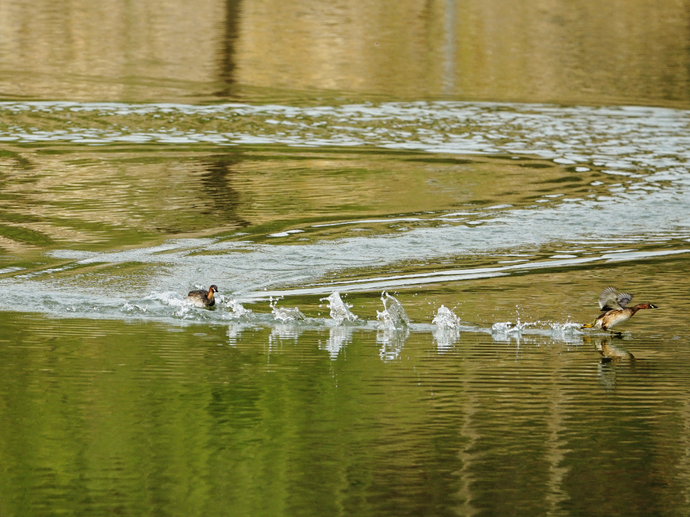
[0,1,689,515]
[2,139,690,516]
[0,0,689,106]
[199,157,249,227]
[1,312,689,516]
[321,325,354,359]
[235,0,690,106]
[588,334,636,361]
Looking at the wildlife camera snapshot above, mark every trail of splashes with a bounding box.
[490,319,586,348]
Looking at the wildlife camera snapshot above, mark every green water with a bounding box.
[2,309,690,517]
[2,0,690,515]
[2,123,690,517]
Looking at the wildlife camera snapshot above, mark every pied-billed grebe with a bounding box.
[186,285,218,307]
[582,286,657,331]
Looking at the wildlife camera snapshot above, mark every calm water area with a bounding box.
[1,1,690,516]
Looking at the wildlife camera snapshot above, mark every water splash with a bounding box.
[270,297,306,323]
[376,292,410,330]
[375,292,410,361]
[432,305,462,329]
[491,319,533,334]
[122,301,148,314]
[432,305,462,351]
[490,319,535,349]
[549,320,582,341]
[143,291,192,319]
[225,299,253,320]
[321,292,358,325]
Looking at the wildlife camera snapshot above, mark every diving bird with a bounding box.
[582,286,657,331]
[186,285,218,307]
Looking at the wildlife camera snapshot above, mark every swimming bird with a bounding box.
[186,285,218,307]
[582,286,657,332]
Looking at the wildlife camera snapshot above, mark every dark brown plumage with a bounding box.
[186,285,218,307]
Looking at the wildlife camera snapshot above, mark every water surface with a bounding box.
[1,1,690,516]
[1,99,689,516]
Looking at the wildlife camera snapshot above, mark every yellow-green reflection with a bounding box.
[0,0,688,106]
[0,144,579,254]
[0,304,689,516]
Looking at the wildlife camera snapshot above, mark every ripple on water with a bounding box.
[1,101,689,175]
[0,94,689,516]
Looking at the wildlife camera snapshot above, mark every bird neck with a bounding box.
[631,303,652,313]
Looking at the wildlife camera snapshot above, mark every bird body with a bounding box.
[583,286,657,331]
[186,285,218,307]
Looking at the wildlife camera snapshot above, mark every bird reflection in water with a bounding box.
[585,334,635,363]
[585,335,636,392]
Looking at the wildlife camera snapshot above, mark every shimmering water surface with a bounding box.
[2,1,690,516]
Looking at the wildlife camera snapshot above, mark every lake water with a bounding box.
[1,1,690,516]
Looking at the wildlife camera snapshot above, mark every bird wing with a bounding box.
[617,291,633,308]
[598,286,623,311]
